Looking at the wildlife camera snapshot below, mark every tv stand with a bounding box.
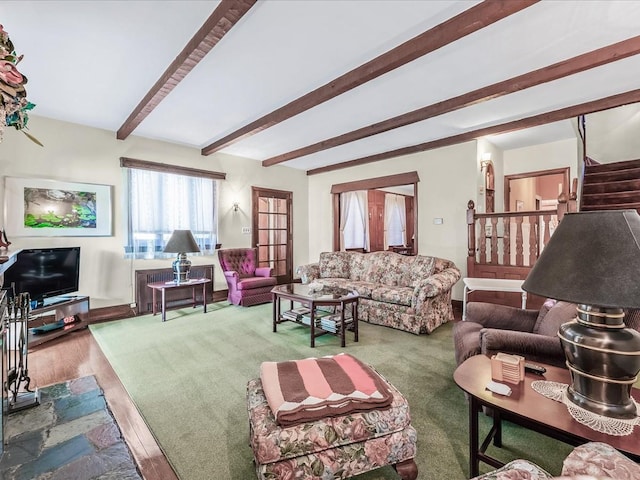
[28,295,90,347]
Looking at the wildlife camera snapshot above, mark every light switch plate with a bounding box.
[433,218,443,225]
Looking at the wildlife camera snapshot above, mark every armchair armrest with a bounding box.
[255,267,273,278]
[223,270,239,281]
[296,263,320,283]
[562,442,640,477]
[466,302,539,332]
[480,328,566,367]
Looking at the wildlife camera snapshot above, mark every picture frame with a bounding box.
[4,177,112,237]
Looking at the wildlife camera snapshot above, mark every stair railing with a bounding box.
[467,194,576,275]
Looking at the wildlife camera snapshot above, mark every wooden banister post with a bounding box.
[467,200,476,277]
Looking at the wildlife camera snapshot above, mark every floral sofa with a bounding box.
[473,441,640,479]
[296,251,461,334]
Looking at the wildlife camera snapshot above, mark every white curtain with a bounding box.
[126,169,218,258]
[339,191,369,251]
[384,194,406,250]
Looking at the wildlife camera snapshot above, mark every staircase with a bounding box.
[580,159,640,214]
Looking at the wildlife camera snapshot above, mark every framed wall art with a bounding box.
[4,177,113,237]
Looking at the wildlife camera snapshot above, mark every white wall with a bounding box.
[504,138,579,183]
[306,141,478,301]
[0,116,308,308]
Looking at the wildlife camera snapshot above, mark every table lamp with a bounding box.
[163,230,200,284]
[522,210,640,419]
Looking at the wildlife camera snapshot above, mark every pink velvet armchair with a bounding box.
[217,248,276,306]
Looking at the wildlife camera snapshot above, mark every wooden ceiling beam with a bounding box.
[306,88,640,175]
[263,35,640,167]
[116,0,257,141]
[201,0,538,155]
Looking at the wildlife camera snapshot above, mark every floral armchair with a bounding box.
[217,248,276,307]
[473,442,640,479]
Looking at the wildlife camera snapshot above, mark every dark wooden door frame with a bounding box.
[251,186,293,284]
[504,167,570,212]
[330,171,420,253]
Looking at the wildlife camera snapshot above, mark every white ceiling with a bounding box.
[3,0,640,172]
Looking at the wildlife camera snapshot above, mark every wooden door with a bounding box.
[252,187,293,284]
[368,190,385,252]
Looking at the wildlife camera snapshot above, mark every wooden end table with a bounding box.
[147,278,211,322]
[271,284,359,348]
[454,355,640,477]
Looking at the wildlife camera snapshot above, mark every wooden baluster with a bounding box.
[491,217,498,264]
[529,215,538,266]
[515,216,524,266]
[503,216,510,266]
[542,213,552,250]
[479,217,487,264]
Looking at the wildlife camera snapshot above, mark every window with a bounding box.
[125,168,218,258]
[339,191,368,250]
[384,193,406,249]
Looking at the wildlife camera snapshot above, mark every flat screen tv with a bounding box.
[2,247,80,306]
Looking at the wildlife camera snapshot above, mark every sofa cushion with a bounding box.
[371,286,413,306]
[319,251,352,279]
[406,255,435,287]
[378,252,412,287]
[533,301,577,337]
[349,252,367,281]
[237,276,277,290]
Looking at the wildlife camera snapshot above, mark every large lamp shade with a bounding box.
[164,230,200,283]
[522,210,640,419]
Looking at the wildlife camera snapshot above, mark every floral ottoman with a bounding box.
[246,375,418,480]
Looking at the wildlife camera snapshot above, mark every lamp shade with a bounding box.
[163,230,200,254]
[522,210,640,308]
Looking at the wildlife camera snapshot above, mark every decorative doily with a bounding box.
[531,380,640,436]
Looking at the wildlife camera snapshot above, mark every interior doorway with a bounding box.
[251,187,293,284]
[504,167,569,212]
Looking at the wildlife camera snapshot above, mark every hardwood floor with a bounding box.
[26,328,178,480]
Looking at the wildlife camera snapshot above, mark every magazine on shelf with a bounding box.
[282,306,311,321]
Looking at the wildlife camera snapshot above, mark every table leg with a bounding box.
[272,294,278,332]
[493,409,502,447]
[192,286,196,308]
[152,289,158,316]
[463,286,470,320]
[353,300,359,342]
[469,395,480,478]
[161,289,167,322]
[340,302,346,348]
[310,301,315,348]
[202,283,207,313]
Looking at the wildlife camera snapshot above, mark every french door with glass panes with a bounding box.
[252,187,292,284]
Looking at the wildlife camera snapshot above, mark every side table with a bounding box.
[147,278,211,322]
[462,277,527,320]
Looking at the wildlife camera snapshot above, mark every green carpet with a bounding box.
[89,303,572,479]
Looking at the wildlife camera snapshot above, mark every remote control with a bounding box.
[524,363,546,375]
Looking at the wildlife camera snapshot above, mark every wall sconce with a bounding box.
[232,202,239,212]
[480,152,492,170]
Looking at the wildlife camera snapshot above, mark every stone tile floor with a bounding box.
[1,376,141,480]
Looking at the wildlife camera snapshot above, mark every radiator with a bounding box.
[135,264,214,315]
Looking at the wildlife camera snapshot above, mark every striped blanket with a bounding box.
[260,353,393,427]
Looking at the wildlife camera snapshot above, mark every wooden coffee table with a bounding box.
[271,284,359,348]
[454,355,640,477]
